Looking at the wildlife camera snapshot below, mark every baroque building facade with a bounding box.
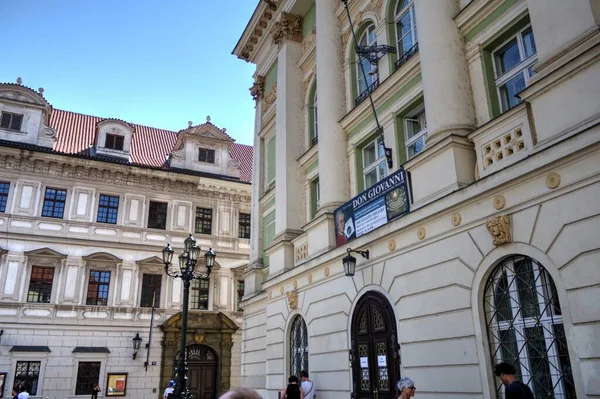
[233,1,600,399]
[0,81,253,399]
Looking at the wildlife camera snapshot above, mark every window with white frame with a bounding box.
[395,0,417,57]
[289,315,309,379]
[362,137,387,189]
[484,255,576,399]
[356,24,378,96]
[493,25,537,112]
[312,88,319,145]
[1,111,23,131]
[310,177,320,219]
[404,108,427,159]
[27,266,55,303]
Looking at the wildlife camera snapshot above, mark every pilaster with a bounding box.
[316,0,350,212]
[249,99,264,271]
[414,0,474,145]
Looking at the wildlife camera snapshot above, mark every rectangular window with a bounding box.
[97,194,119,224]
[75,361,101,395]
[27,266,54,303]
[198,148,216,163]
[262,211,276,267]
[493,25,537,112]
[14,361,41,395]
[148,201,168,230]
[266,136,276,187]
[195,207,213,235]
[191,278,210,310]
[237,280,245,312]
[362,137,387,190]
[0,181,10,212]
[1,112,23,130]
[86,270,111,306]
[105,134,124,151]
[310,178,320,219]
[140,274,162,308]
[404,109,427,159]
[238,213,251,239]
[41,188,67,218]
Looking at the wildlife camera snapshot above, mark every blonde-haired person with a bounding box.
[219,388,262,399]
[397,377,416,399]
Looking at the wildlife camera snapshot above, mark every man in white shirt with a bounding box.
[300,370,316,399]
[163,380,175,398]
[17,387,30,399]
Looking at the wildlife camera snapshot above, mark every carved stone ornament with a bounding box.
[272,12,303,46]
[451,213,462,226]
[388,239,396,251]
[249,75,265,101]
[486,215,512,246]
[546,172,561,189]
[417,227,426,240]
[264,83,277,106]
[493,195,506,210]
[194,333,205,344]
[287,291,298,310]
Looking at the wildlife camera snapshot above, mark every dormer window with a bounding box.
[1,112,23,131]
[198,148,215,164]
[105,133,124,151]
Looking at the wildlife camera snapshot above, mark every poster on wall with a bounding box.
[334,168,410,247]
[106,373,128,396]
[0,372,6,398]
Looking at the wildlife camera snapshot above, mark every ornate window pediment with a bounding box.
[168,117,241,179]
[95,119,135,160]
[82,252,122,263]
[24,247,67,260]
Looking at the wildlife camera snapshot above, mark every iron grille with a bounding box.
[355,78,380,107]
[395,42,419,71]
[290,315,309,378]
[14,361,40,395]
[484,255,576,399]
[75,361,101,395]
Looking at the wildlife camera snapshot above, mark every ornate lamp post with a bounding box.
[162,234,216,399]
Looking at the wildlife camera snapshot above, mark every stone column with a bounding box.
[249,93,264,270]
[274,13,305,237]
[414,0,474,145]
[526,0,600,67]
[520,0,600,143]
[316,0,350,211]
[268,12,305,277]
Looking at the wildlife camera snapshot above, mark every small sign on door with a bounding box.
[377,355,387,367]
[360,357,368,368]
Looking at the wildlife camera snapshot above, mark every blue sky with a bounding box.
[1,0,258,144]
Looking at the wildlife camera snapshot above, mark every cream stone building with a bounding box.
[233,1,600,399]
[0,80,253,399]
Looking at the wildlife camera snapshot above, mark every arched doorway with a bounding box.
[350,291,400,399]
[182,345,218,399]
[484,255,576,399]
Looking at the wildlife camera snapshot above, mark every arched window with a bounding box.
[394,0,418,69]
[484,255,576,399]
[356,24,378,97]
[289,315,309,377]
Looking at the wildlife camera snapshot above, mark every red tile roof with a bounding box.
[49,109,253,183]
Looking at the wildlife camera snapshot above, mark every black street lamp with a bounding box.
[162,234,216,399]
[132,333,143,360]
[342,248,370,277]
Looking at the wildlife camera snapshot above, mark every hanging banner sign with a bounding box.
[334,168,410,247]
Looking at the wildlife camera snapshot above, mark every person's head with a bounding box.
[169,380,175,387]
[12,388,17,395]
[397,377,416,398]
[218,388,262,399]
[19,386,27,392]
[336,212,345,234]
[494,362,517,386]
[288,375,299,384]
[300,370,309,381]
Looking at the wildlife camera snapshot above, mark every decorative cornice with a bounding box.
[0,152,251,203]
[250,75,266,101]
[272,12,303,46]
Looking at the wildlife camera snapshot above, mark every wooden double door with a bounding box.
[351,292,400,399]
[186,345,218,399]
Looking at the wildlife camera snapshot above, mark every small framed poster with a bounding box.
[106,373,128,397]
[0,372,6,398]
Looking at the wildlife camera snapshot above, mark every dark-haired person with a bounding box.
[300,370,316,399]
[494,363,534,399]
[281,375,304,399]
